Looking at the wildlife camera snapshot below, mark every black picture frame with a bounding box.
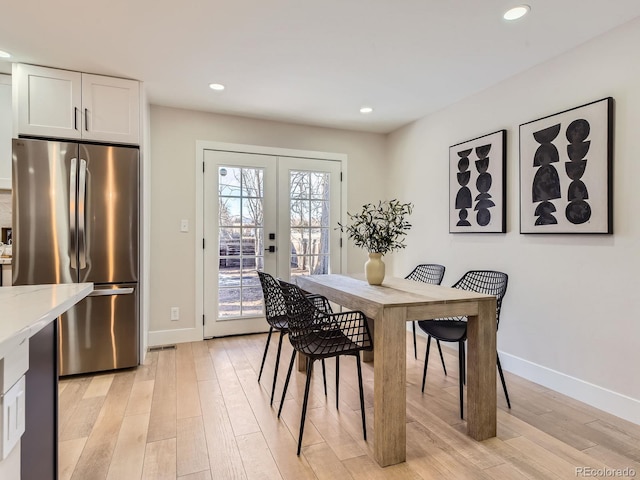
[519,97,613,234]
[449,129,507,233]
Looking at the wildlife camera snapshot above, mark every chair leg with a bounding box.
[297,359,314,455]
[270,331,285,406]
[497,353,511,409]
[278,350,296,418]
[436,339,447,376]
[355,354,367,441]
[421,336,432,393]
[336,356,340,409]
[258,327,274,382]
[412,321,417,359]
[321,359,327,396]
[458,341,464,419]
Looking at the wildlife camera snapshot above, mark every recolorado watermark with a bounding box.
[576,467,636,477]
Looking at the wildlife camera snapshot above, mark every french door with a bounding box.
[203,150,341,338]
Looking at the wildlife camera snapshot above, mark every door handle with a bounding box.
[89,287,134,296]
[78,159,87,269]
[84,108,89,131]
[69,158,77,269]
[264,246,276,253]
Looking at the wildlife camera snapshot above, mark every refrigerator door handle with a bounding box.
[89,287,135,296]
[69,157,77,269]
[79,158,87,269]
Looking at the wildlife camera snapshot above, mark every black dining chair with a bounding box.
[256,271,332,405]
[418,270,511,419]
[404,264,446,360]
[277,279,373,455]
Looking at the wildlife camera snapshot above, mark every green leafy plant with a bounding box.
[338,199,414,254]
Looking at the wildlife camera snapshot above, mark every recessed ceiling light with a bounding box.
[0,50,11,59]
[503,5,530,21]
[209,83,225,91]
[360,106,374,114]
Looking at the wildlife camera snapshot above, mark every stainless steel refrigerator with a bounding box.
[12,137,139,376]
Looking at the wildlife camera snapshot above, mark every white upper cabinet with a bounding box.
[14,64,140,145]
[14,65,82,140]
[80,73,140,144]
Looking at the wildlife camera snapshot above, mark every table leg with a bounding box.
[373,307,406,466]
[363,317,374,363]
[466,297,497,440]
[296,352,309,372]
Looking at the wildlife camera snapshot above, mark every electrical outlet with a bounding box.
[180,219,189,232]
[170,307,180,321]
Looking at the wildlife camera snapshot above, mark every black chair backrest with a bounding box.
[277,280,318,331]
[278,280,331,354]
[405,264,446,285]
[257,271,287,326]
[452,270,508,327]
[279,279,373,357]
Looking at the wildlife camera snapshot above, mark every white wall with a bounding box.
[387,18,640,423]
[148,106,387,341]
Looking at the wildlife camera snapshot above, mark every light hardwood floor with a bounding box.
[58,333,640,479]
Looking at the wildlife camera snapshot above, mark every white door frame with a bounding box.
[195,140,348,339]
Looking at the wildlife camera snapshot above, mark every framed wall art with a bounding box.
[449,129,506,233]
[519,97,613,234]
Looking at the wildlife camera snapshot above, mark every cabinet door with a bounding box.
[81,73,140,144]
[15,64,82,139]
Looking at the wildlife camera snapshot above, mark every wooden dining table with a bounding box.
[295,273,497,467]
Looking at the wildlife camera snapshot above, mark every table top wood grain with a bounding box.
[296,273,493,320]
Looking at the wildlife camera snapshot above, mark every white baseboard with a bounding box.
[148,327,202,347]
[499,351,640,426]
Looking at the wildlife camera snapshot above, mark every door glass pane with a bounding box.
[309,201,327,227]
[290,171,309,199]
[219,167,242,196]
[289,170,331,278]
[310,173,329,199]
[219,288,241,318]
[242,287,263,316]
[218,165,265,319]
[290,200,309,225]
[315,255,330,275]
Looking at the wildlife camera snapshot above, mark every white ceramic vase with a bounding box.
[365,252,385,285]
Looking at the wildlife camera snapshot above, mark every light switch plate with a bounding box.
[180,219,189,232]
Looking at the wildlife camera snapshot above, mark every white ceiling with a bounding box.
[2,1,640,133]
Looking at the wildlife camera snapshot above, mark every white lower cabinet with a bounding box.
[1,376,26,461]
[0,336,28,469]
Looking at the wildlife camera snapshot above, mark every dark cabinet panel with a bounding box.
[21,321,58,480]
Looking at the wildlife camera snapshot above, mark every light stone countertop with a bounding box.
[0,283,93,358]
